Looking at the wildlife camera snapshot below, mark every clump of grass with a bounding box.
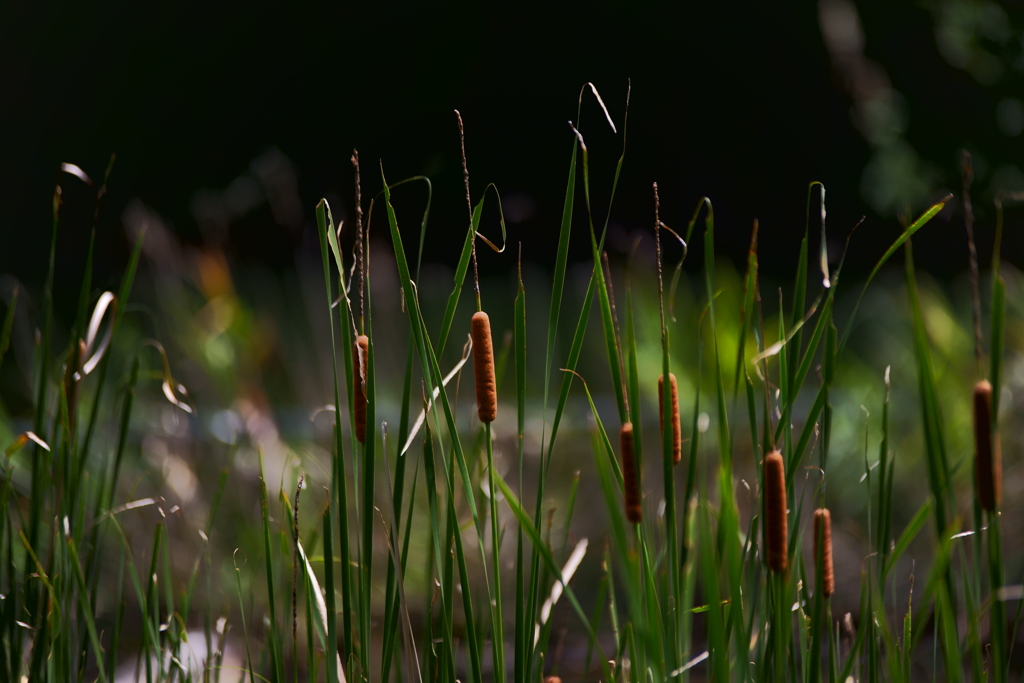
[3,81,1018,683]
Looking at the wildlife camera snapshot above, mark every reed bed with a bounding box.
[0,83,1019,683]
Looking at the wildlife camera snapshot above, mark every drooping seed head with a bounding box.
[471,311,497,423]
[974,379,1001,511]
[353,335,369,443]
[814,508,835,598]
[658,373,682,465]
[764,451,787,573]
[620,422,642,523]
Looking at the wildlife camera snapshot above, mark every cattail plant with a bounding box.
[764,451,787,573]
[353,334,369,443]
[620,422,641,523]
[814,508,835,598]
[658,372,681,464]
[471,311,497,423]
[973,378,1001,511]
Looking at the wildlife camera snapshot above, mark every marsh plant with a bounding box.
[0,83,1019,683]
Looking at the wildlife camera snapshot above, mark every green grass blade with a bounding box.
[839,197,949,354]
[323,504,339,683]
[882,499,932,579]
[258,451,284,683]
[66,537,106,683]
[494,472,613,683]
[315,199,354,660]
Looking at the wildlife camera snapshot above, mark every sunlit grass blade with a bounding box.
[839,197,949,354]
[235,553,258,683]
[80,227,145,474]
[315,199,355,661]
[494,472,613,683]
[882,498,931,580]
[258,451,284,683]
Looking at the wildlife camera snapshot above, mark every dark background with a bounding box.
[4,0,1024,319]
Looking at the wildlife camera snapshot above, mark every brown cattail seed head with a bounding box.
[353,335,369,443]
[620,422,642,523]
[814,508,835,598]
[763,451,787,573]
[974,379,1001,511]
[544,677,562,683]
[658,373,682,465]
[471,311,497,423]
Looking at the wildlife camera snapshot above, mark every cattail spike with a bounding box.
[658,373,682,464]
[764,451,787,573]
[814,508,835,598]
[620,422,642,523]
[471,311,497,423]
[974,379,1001,511]
[353,335,369,443]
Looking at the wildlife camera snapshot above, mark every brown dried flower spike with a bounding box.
[764,451,787,573]
[353,335,369,444]
[814,508,835,598]
[658,373,682,465]
[471,311,497,423]
[974,379,1001,511]
[620,422,642,523]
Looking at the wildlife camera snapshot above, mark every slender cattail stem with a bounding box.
[292,474,303,665]
[471,312,497,423]
[658,373,681,465]
[455,110,481,311]
[974,379,1001,511]
[814,508,834,598]
[621,422,641,523]
[962,151,983,371]
[353,335,369,443]
[351,150,365,333]
[764,451,787,573]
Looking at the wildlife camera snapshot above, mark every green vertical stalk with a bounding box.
[487,424,505,682]
[259,453,284,683]
[323,504,338,683]
[315,200,354,661]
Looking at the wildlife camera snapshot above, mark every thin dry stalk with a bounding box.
[351,150,365,331]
